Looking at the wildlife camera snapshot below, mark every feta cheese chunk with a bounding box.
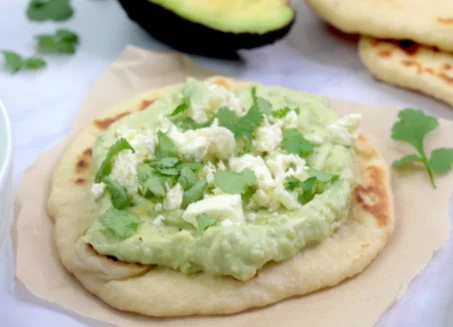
[115,126,155,156]
[153,215,165,226]
[183,194,245,228]
[168,126,235,162]
[110,150,139,194]
[326,113,362,146]
[163,183,183,211]
[253,124,282,154]
[91,182,105,199]
[229,154,274,189]
[266,153,308,183]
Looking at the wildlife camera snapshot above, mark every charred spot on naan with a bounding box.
[438,17,453,24]
[354,165,390,227]
[75,148,93,173]
[94,111,131,130]
[86,243,151,270]
[138,98,157,111]
[74,178,86,185]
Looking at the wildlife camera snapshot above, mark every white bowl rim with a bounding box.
[0,99,12,187]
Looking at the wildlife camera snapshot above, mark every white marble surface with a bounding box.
[1,0,453,326]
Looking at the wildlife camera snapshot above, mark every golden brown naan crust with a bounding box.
[359,36,453,108]
[47,77,394,317]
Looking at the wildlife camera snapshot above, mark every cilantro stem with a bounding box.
[420,149,436,188]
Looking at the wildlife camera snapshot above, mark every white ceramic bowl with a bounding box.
[0,99,12,254]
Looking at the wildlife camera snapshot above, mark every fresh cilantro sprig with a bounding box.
[95,138,135,182]
[169,96,190,117]
[103,177,132,209]
[217,105,264,140]
[282,129,314,157]
[35,28,79,54]
[102,207,140,239]
[26,0,74,22]
[156,131,178,158]
[251,86,272,115]
[1,51,46,74]
[214,169,257,194]
[286,170,339,205]
[272,107,300,118]
[196,214,217,235]
[392,109,453,188]
[182,180,207,207]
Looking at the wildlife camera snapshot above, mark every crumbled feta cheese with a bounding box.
[229,154,274,189]
[266,153,307,183]
[157,115,173,132]
[91,182,105,199]
[153,215,165,226]
[273,110,298,129]
[110,150,139,194]
[275,187,301,210]
[247,213,257,222]
[115,126,155,156]
[183,194,245,228]
[189,83,244,122]
[199,162,217,184]
[326,113,361,146]
[163,183,183,211]
[155,203,163,212]
[310,135,324,145]
[168,125,235,162]
[220,219,242,227]
[253,124,282,154]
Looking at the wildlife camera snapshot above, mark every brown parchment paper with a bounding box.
[14,46,453,327]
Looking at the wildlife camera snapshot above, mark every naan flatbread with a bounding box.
[47,77,394,317]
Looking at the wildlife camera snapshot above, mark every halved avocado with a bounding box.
[117,0,296,58]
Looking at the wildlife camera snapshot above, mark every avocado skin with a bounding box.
[117,0,295,58]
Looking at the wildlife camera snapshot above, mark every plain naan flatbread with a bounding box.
[359,36,453,108]
[304,0,453,52]
[47,77,394,317]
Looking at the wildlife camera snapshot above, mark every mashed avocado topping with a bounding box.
[84,78,361,281]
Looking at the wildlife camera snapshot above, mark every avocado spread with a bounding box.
[84,78,361,281]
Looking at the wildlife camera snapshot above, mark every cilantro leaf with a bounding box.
[214,169,257,194]
[169,96,190,117]
[217,105,264,140]
[145,157,180,176]
[95,138,134,182]
[196,214,217,235]
[178,166,197,190]
[392,154,422,168]
[136,164,167,197]
[272,107,291,118]
[102,208,140,239]
[156,131,178,159]
[285,171,339,205]
[174,117,214,131]
[2,51,24,73]
[23,57,46,69]
[429,148,453,174]
[2,51,46,73]
[391,108,453,188]
[26,0,74,22]
[251,86,272,115]
[35,28,79,54]
[282,129,314,157]
[182,180,207,207]
[177,162,204,171]
[103,177,132,210]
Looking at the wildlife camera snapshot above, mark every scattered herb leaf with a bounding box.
[217,105,263,140]
[214,168,257,194]
[95,138,134,182]
[136,164,167,197]
[178,166,197,190]
[169,96,190,117]
[196,214,217,235]
[26,0,74,22]
[182,179,207,207]
[282,129,314,157]
[271,107,291,118]
[103,177,132,209]
[35,28,79,54]
[145,157,180,176]
[285,171,339,205]
[2,51,46,73]
[156,131,178,159]
[102,207,140,239]
[391,109,453,188]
